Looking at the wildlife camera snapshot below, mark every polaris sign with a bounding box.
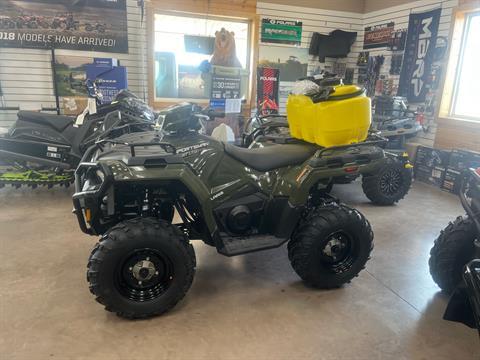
[398,8,441,103]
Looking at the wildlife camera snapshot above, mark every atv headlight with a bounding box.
[82,168,105,192]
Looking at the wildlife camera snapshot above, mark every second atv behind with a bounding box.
[243,75,413,206]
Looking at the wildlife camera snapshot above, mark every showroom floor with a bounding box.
[0,181,478,359]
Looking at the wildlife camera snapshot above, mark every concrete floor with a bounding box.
[0,181,478,359]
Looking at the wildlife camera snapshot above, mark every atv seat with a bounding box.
[17,111,74,132]
[224,143,318,172]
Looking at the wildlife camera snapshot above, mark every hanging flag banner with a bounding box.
[363,22,395,49]
[261,18,302,46]
[257,67,280,115]
[0,0,128,53]
[398,8,441,102]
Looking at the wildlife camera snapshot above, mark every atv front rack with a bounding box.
[81,139,177,163]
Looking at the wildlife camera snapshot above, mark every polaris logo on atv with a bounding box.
[411,17,434,97]
[177,142,209,157]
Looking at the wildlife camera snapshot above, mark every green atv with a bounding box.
[73,103,388,319]
[242,114,413,205]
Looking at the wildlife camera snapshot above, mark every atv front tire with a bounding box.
[362,158,412,205]
[87,217,196,319]
[288,204,373,288]
[429,217,477,293]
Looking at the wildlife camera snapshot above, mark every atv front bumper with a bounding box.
[72,162,114,236]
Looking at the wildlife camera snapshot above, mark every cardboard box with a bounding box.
[441,168,463,194]
[448,149,480,171]
[414,164,446,188]
[414,146,450,168]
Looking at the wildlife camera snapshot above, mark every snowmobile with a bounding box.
[84,22,106,33]
[429,167,480,335]
[0,87,156,188]
[73,102,380,319]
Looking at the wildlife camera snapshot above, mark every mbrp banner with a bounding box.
[0,0,128,53]
[398,8,441,102]
[257,67,279,115]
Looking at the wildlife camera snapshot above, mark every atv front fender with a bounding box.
[74,162,218,236]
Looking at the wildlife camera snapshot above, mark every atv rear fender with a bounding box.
[278,145,386,206]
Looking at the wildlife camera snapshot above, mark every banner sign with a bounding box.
[86,58,128,104]
[363,22,395,49]
[261,18,302,46]
[257,67,279,115]
[398,8,441,102]
[211,75,241,99]
[0,0,128,53]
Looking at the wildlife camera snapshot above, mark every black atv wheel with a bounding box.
[362,158,412,205]
[429,217,477,293]
[87,217,196,319]
[288,204,373,288]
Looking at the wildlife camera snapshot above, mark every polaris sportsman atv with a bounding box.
[242,113,412,205]
[73,102,377,319]
[0,89,155,188]
[429,168,480,335]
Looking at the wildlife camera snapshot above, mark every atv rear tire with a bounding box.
[362,158,412,205]
[288,204,373,288]
[87,217,196,319]
[429,217,477,293]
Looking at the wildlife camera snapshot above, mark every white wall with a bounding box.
[0,0,458,149]
[0,0,147,127]
[258,0,457,147]
[362,0,458,147]
[257,1,364,113]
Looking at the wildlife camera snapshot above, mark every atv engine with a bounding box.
[214,193,267,235]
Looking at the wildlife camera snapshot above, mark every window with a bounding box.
[153,13,250,101]
[450,12,480,120]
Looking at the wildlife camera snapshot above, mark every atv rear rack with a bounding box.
[314,133,388,157]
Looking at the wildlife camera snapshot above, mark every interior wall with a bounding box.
[0,0,461,149]
[259,0,364,13]
[362,0,458,147]
[364,0,421,12]
[257,1,364,113]
[0,0,147,127]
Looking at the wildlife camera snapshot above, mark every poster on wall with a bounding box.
[0,0,128,53]
[363,22,395,49]
[257,67,279,115]
[54,55,90,115]
[86,58,128,105]
[261,18,303,46]
[398,8,441,103]
[211,75,241,99]
[258,46,309,82]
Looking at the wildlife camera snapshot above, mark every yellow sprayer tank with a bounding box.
[286,85,371,147]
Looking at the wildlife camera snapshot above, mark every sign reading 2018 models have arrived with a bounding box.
[0,0,128,53]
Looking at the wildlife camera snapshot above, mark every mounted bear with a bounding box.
[210,28,242,68]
